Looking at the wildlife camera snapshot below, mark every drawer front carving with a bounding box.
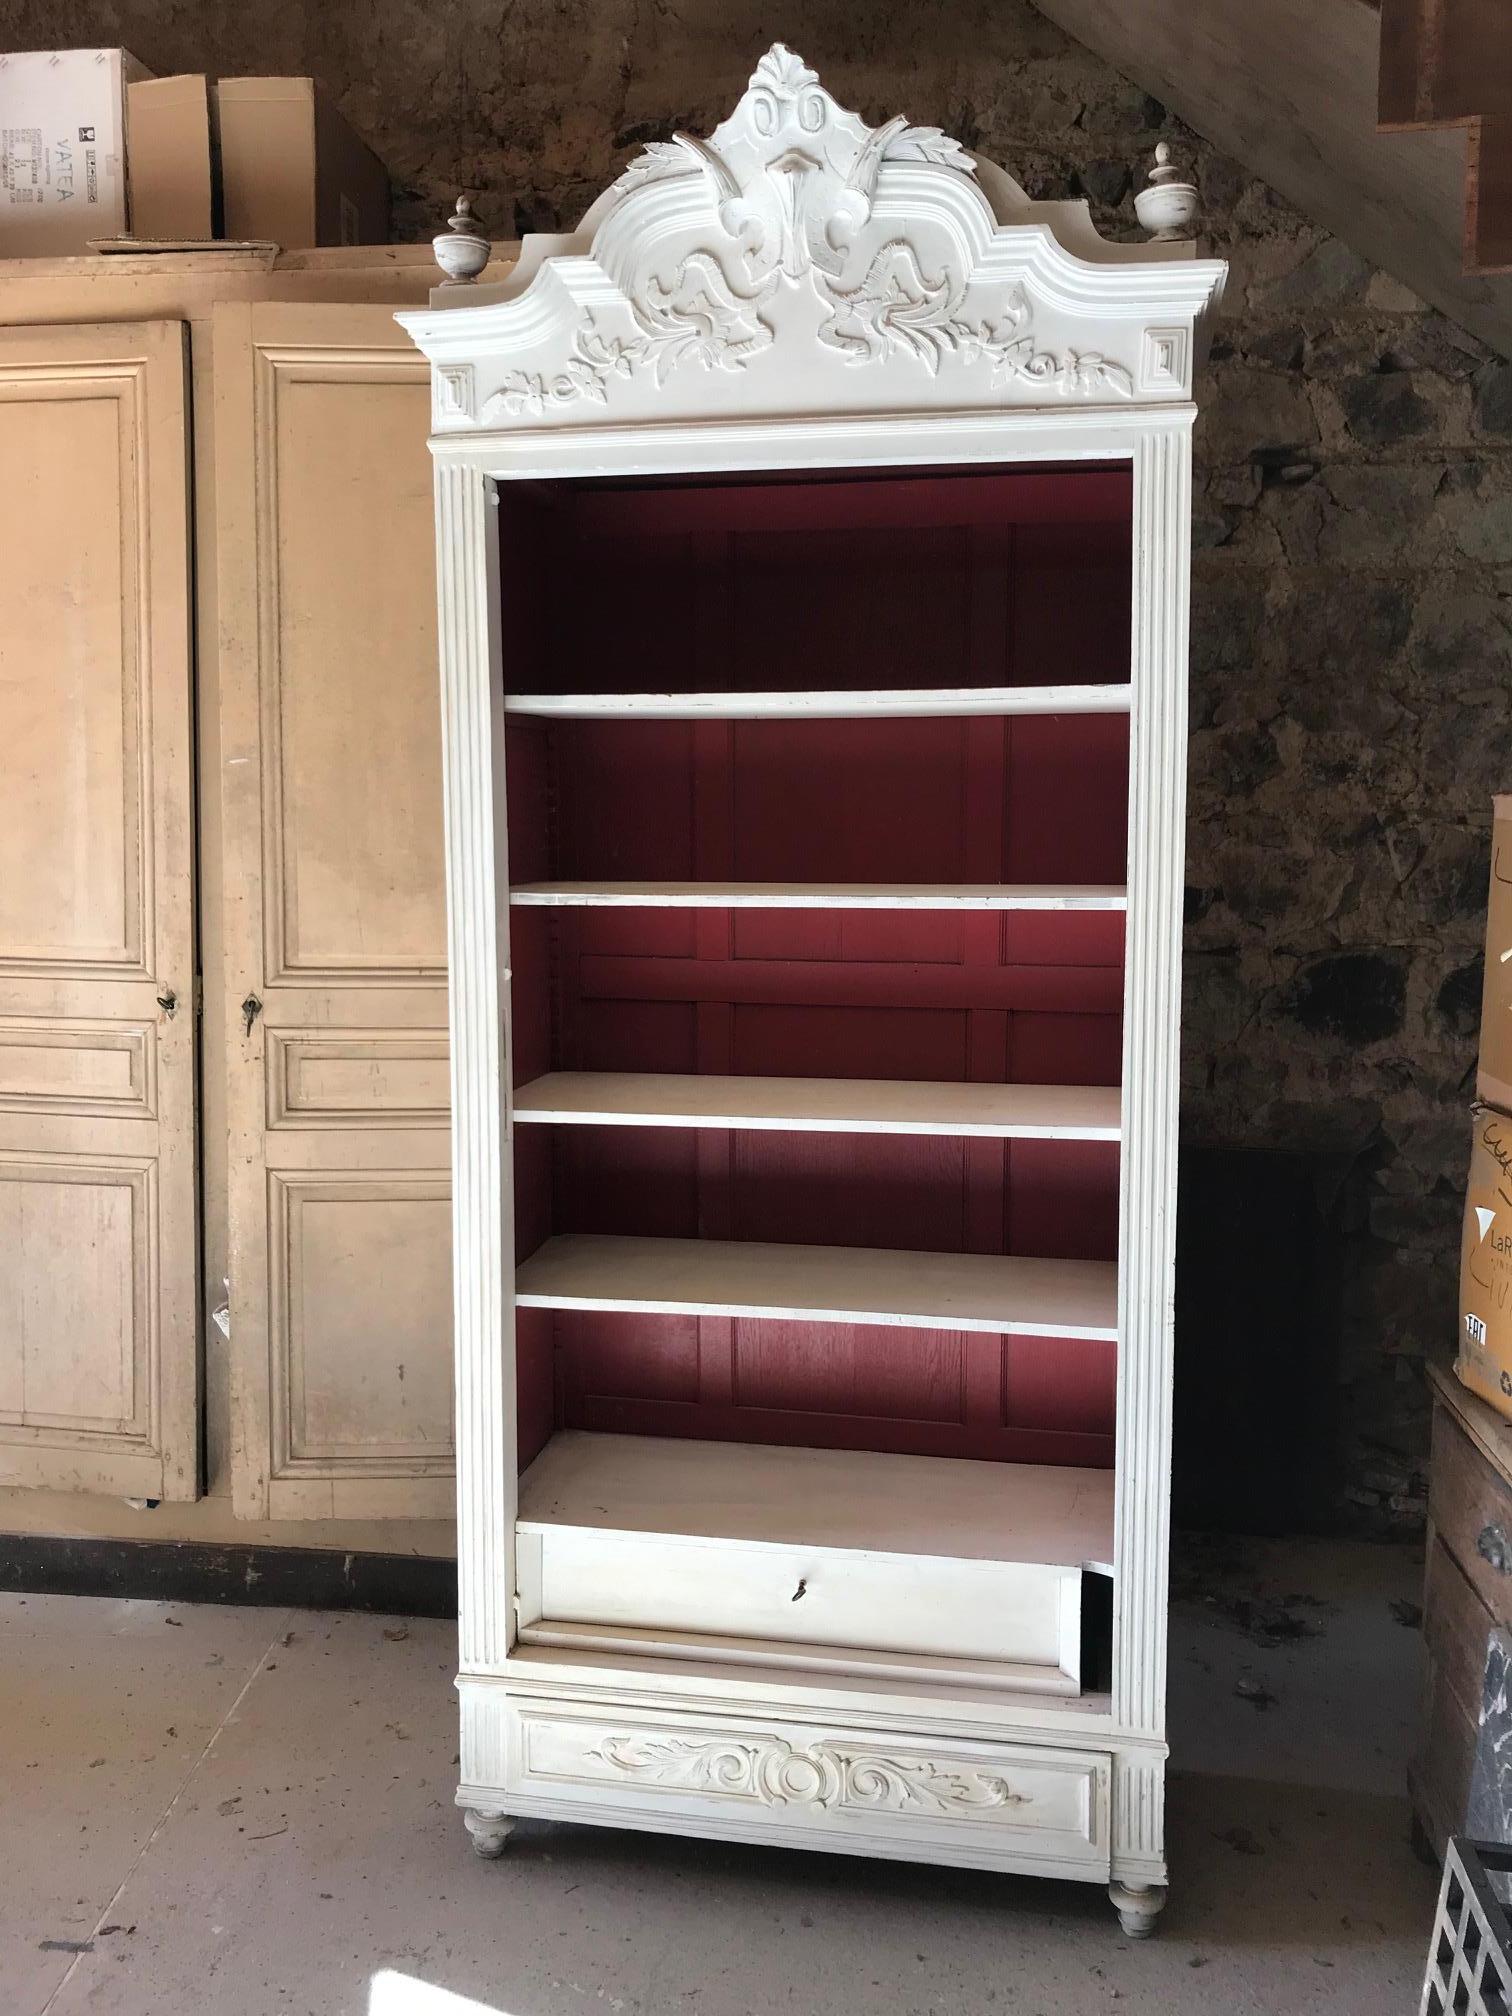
[1431,1404,1512,1627]
[267,1029,449,1128]
[580,1732,1030,1819]
[510,1705,1109,1863]
[0,1019,154,1119]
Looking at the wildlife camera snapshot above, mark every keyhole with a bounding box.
[156,990,177,1018]
[241,994,263,1037]
[791,1578,807,1603]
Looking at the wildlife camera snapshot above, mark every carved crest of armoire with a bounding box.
[399,45,1225,1934]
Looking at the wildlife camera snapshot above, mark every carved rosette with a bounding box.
[587,1733,1030,1819]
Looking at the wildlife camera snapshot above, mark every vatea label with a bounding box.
[0,127,105,209]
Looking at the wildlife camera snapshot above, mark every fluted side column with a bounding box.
[434,458,515,1673]
[1111,418,1192,1872]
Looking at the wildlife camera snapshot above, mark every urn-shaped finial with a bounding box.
[1134,143,1200,242]
[433,195,491,284]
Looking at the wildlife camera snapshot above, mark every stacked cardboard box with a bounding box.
[1457,799,1512,1416]
[215,77,389,247]
[0,48,147,251]
[0,49,388,254]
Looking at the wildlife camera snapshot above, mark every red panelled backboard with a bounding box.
[503,465,1131,1469]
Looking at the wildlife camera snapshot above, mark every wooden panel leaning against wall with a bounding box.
[214,300,454,1521]
[0,319,198,1502]
[0,248,514,1561]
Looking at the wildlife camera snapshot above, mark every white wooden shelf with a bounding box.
[504,684,1132,720]
[509,881,1127,911]
[519,1430,1116,1572]
[514,1071,1121,1140]
[515,1233,1118,1339]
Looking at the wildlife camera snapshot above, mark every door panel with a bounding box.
[0,321,198,1498]
[0,1156,147,1426]
[262,373,447,982]
[215,302,452,1519]
[272,1171,453,1459]
[1,391,139,966]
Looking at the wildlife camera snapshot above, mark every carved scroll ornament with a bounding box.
[587,1731,1031,1819]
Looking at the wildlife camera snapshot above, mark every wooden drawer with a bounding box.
[1431,1404,1512,1624]
[516,1432,1107,1694]
[518,1523,1083,1690]
[495,1696,1112,1878]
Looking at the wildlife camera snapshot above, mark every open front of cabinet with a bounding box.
[499,463,1128,1695]
[400,37,1224,1925]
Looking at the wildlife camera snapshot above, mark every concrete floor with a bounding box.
[3,1536,1439,2016]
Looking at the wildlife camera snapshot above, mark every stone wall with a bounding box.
[5,0,1510,1525]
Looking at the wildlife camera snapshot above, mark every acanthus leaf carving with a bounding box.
[480,252,774,419]
[818,260,1135,399]
[885,124,977,174]
[630,249,776,382]
[816,240,966,374]
[587,1732,1030,1820]
[609,137,701,198]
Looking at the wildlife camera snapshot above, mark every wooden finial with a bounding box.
[433,195,491,285]
[1134,142,1200,242]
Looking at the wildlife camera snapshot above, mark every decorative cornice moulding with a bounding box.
[399,43,1225,434]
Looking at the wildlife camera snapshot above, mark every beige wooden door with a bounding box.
[0,320,199,1500]
[214,301,453,1520]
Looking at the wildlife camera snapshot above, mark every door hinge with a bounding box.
[194,975,204,1019]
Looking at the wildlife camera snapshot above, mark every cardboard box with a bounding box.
[213,77,388,247]
[0,47,150,253]
[1458,1104,1512,1417]
[1480,796,1512,1113]
[126,74,213,240]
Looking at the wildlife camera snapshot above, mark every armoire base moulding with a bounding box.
[399,39,1224,1936]
[455,1672,1168,1933]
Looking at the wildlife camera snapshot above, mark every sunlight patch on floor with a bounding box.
[369,1970,511,2016]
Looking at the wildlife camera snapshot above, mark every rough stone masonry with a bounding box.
[4,0,1508,1526]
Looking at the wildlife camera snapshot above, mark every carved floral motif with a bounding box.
[817,251,1134,397]
[630,252,775,381]
[481,254,773,419]
[587,1733,1030,1819]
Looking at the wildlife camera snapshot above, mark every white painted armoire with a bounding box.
[400,46,1225,1932]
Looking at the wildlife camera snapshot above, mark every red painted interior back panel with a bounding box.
[500,465,1131,1471]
